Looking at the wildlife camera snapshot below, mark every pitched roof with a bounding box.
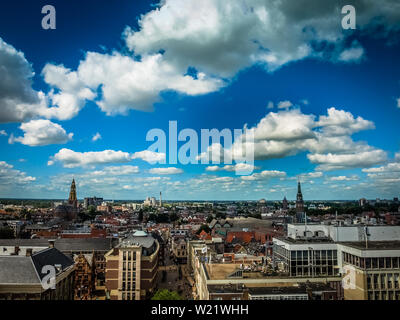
[0,247,74,285]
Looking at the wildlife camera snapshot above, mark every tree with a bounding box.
[196,224,211,235]
[0,227,15,239]
[206,215,213,223]
[138,210,143,222]
[151,289,182,300]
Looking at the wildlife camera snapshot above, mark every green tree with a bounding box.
[206,215,213,223]
[151,289,182,300]
[138,210,143,222]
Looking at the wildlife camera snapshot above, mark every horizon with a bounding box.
[0,0,400,200]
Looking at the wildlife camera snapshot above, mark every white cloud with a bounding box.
[8,119,73,146]
[338,42,365,62]
[0,161,36,185]
[131,150,166,164]
[0,130,6,136]
[92,132,102,142]
[277,100,293,109]
[267,101,274,109]
[397,98,400,108]
[241,170,286,181]
[316,107,374,136]
[124,0,399,79]
[205,163,259,173]
[91,165,139,176]
[149,167,183,175]
[49,148,133,168]
[43,52,223,116]
[0,38,46,123]
[308,150,387,171]
[328,175,359,181]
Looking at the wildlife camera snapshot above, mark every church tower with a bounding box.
[296,180,304,213]
[68,178,78,209]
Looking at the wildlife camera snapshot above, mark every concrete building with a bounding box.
[105,231,159,300]
[338,241,400,300]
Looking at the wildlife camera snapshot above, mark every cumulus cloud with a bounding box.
[125,0,399,79]
[8,119,73,146]
[48,148,133,168]
[240,170,286,181]
[328,175,359,181]
[277,100,293,109]
[338,41,365,62]
[0,130,6,136]
[308,150,387,171]
[43,52,223,117]
[0,161,36,185]
[316,107,374,136]
[201,107,385,171]
[48,148,166,168]
[92,132,102,142]
[397,98,400,108]
[131,150,166,164]
[0,38,46,123]
[206,163,259,173]
[149,167,183,175]
[91,165,139,176]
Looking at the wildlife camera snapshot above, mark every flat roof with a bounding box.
[340,241,400,251]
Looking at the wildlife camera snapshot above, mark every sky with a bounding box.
[0,0,400,201]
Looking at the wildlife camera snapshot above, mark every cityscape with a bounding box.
[1,0,400,303]
[0,179,400,300]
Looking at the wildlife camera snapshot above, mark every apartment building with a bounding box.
[105,231,159,300]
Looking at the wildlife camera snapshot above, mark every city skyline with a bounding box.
[0,0,400,200]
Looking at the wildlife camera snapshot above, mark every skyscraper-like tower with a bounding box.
[68,178,77,208]
[159,191,162,207]
[296,180,304,213]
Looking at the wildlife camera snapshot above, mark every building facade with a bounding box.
[105,231,159,300]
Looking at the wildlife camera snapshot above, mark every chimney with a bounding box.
[48,239,55,248]
[26,248,33,257]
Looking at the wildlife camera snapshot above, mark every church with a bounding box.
[54,179,78,221]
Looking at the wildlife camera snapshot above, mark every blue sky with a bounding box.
[0,0,399,200]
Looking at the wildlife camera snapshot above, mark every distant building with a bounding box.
[282,197,288,210]
[105,231,159,300]
[83,197,103,209]
[54,179,78,221]
[359,198,368,207]
[296,181,304,214]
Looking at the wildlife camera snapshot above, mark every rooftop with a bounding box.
[340,241,400,251]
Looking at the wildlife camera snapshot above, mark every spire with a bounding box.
[68,178,77,207]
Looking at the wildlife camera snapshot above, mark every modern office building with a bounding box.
[338,241,400,300]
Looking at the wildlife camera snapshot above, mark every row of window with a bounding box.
[367,290,400,300]
[367,273,400,290]
[343,253,400,270]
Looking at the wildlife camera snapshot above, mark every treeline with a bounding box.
[0,199,56,208]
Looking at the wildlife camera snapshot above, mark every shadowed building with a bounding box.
[0,247,75,300]
[105,231,159,300]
